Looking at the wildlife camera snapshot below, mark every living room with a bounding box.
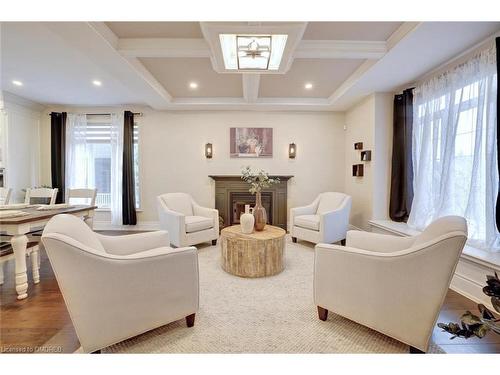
[1,0,499,372]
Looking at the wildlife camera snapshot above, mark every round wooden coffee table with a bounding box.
[220,225,286,278]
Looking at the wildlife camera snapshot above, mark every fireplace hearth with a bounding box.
[209,175,293,230]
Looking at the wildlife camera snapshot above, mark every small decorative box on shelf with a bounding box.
[361,150,371,161]
[352,164,364,177]
[354,142,363,150]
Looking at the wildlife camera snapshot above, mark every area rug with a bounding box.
[103,238,442,353]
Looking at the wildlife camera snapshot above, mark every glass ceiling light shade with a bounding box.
[219,34,287,71]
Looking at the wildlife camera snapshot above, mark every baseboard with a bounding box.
[93,221,160,231]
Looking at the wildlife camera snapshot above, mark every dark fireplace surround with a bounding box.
[209,175,293,230]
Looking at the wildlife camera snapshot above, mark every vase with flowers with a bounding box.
[241,166,280,231]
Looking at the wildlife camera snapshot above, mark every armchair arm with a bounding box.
[157,197,185,246]
[319,198,351,243]
[346,230,415,252]
[96,230,170,256]
[290,202,317,217]
[42,235,199,353]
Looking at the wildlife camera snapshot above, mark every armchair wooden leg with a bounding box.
[409,346,425,354]
[186,313,196,327]
[340,239,346,246]
[317,306,328,321]
[212,239,217,246]
[292,237,297,243]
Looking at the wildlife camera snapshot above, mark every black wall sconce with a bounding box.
[289,143,297,159]
[205,143,213,159]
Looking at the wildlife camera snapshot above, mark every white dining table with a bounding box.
[0,205,96,299]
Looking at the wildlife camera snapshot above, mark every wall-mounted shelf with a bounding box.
[352,164,364,177]
[354,142,363,150]
[361,150,372,161]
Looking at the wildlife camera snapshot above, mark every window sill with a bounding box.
[368,219,500,270]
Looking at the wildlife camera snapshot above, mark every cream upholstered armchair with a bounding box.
[157,193,219,248]
[41,214,199,354]
[290,192,352,244]
[314,216,468,353]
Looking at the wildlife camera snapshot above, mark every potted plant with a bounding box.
[241,166,279,231]
[438,272,500,339]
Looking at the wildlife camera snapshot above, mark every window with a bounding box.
[409,45,499,251]
[66,114,140,210]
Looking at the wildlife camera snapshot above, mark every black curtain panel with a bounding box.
[389,89,414,222]
[122,111,137,225]
[496,37,500,231]
[50,112,67,204]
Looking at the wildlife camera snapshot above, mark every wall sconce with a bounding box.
[205,143,213,159]
[288,143,296,159]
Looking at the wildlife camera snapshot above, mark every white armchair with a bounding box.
[41,214,199,354]
[157,193,219,248]
[290,192,352,244]
[314,215,468,353]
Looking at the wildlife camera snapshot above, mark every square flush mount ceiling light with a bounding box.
[219,34,288,71]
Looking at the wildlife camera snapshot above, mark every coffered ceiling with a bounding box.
[2,21,500,110]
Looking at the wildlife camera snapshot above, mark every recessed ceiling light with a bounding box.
[305,83,313,90]
[92,80,102,86]
[189,82,198,89]
[12,80,23,86]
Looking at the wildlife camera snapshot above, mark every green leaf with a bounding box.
[460,311,482,325]
[472,324,490,338]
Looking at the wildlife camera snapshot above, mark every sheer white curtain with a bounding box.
[110,113,123,225]
[66,114,92,190]
[408,43,499,251]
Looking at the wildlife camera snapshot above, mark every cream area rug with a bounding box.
[103,237,441,353]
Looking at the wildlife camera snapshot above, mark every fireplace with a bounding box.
[209,175,293,230]
[230,192,272,225]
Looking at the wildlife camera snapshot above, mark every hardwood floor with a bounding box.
[1,240,499,354]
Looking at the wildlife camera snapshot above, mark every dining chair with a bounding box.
[0,187,12,205]
[24,188,58,205]
[66,188,97,228]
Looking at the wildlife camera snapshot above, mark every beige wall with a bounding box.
[344,96,375,230]
[344,93,393,230]
[40,108,346,225]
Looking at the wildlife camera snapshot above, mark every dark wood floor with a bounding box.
[1,241,499,354]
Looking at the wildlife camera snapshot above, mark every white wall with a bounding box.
[344,93,393,230]
[2,92,43,202]
[40,108,346,226]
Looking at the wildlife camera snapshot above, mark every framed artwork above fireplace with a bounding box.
[230,127,273,158]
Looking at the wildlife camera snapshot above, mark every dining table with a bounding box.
[0,205,97,300]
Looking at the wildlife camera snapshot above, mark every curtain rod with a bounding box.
[49,112,143,116]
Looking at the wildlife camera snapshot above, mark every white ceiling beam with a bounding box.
[242,74,260,103]
[43,23,172,109]
[117,38,210,58]
[85,23,174,109]
[295,40,387,60]
[116,37,388,60]
[327,22,422,108]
